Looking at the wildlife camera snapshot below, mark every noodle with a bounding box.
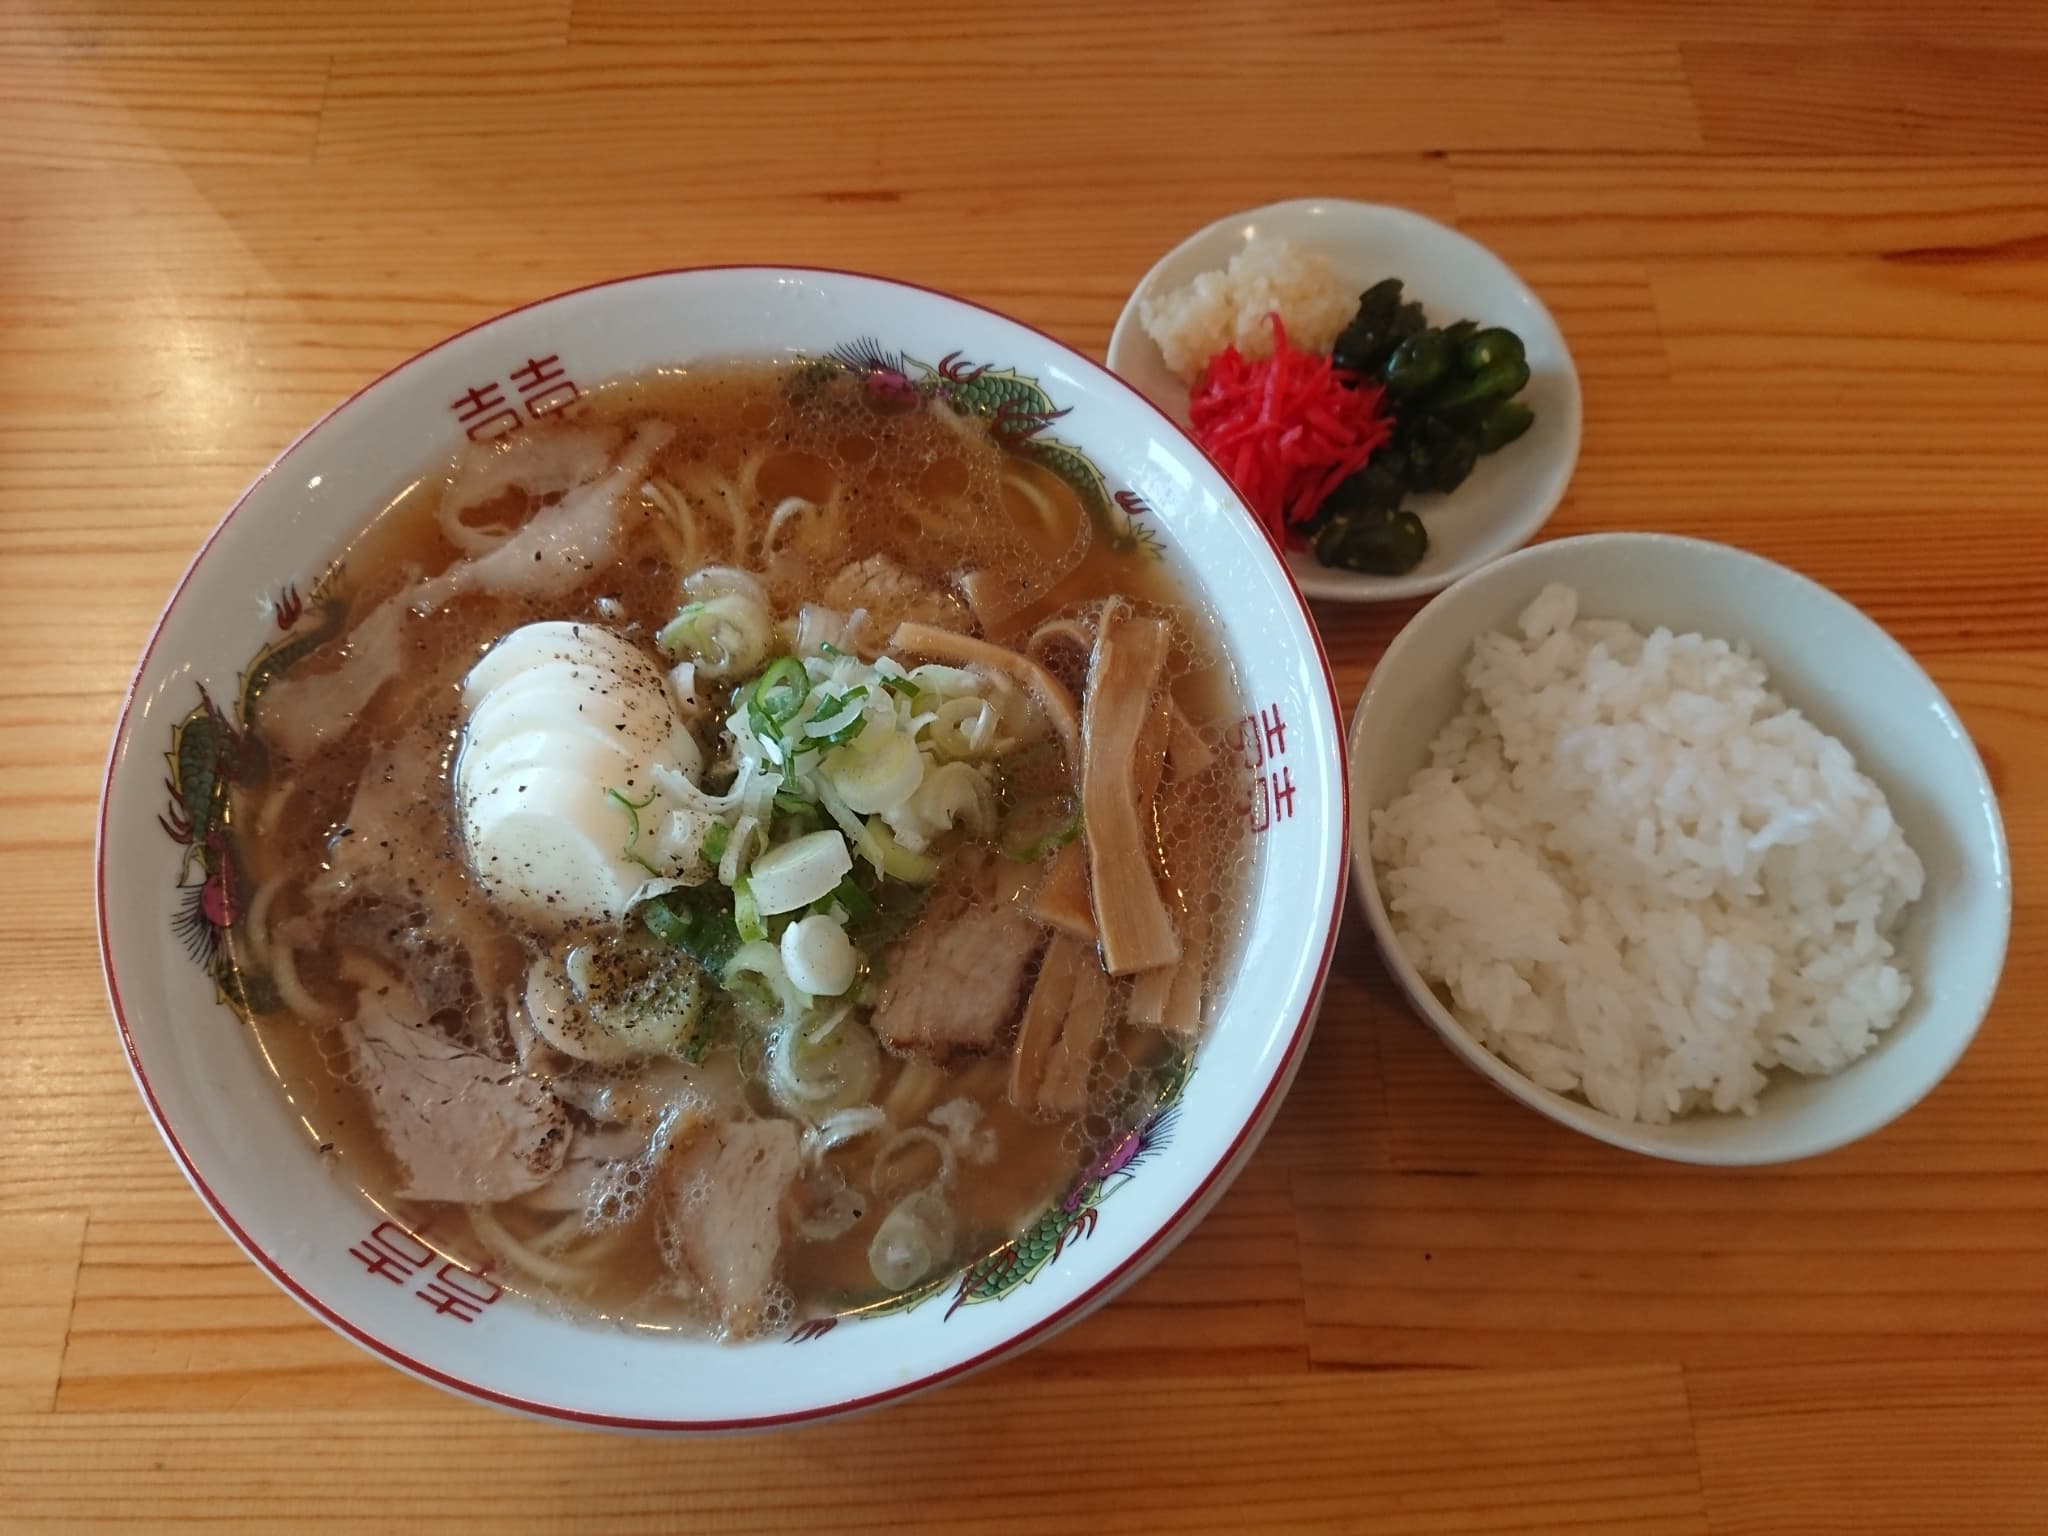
[870,1127,955,1203]
[268,942,326,1023]
[253,778,297,841]
[239,873,291,968]
[676,458,757,558]
[1001,465,1064,542]
[529,1207,596,1255]
[468,1205,629,1291]
[226,362,1252,1336]
[640,479,701,570]
[762,495,817,552]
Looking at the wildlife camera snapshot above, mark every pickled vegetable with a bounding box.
[1305,279,1541,576]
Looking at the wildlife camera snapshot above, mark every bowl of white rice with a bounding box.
[1351,533,2009,1163]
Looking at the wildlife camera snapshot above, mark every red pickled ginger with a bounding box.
[1187,315,1392,545]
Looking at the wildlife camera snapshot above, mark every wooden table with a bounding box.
[4,1,2045,1529]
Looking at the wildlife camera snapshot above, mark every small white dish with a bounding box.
[1349,533,2010,1165]
[1108,199,1582,604]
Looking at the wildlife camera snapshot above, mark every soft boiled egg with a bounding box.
[456,621,702,925]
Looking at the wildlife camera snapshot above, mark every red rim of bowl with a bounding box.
[95,264,1351,1432]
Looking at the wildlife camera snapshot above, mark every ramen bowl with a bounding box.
[98,268,1348,1430]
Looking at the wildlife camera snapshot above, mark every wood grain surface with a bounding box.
[2,0,2044,1529]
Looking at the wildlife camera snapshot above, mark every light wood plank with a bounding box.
[0,1213,87,1411]
[0,0,572,55]
[571,0,1510,55]
[1502,0,2048,49]
[1688,1359,2048,1534]
[1518,260,1668,377]
[1683,42,2048,154]
[315,40,1702,167]
[3,155,1468,297]
[1365,917,2048,1180]
[1512,384,2048,659]
[1,1367,1709,1534]
[1257,958,1400,1175]
[52,1161,1307,1411]
[1453,154,2048,262]
[1015,1157,1309,1378]
[1319,504,2048,669]
[0,51,325,169]
[54,1210,393,1413]
[1652,255,2048,380]
[1298,1169,2048,1369]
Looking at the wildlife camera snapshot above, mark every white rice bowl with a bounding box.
[1372,582,1924,1124]
[1349,533,2010,1165]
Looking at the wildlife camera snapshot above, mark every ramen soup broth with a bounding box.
[227,362,1252,1338]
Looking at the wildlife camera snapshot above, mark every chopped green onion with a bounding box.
[826,727,922,813]
[821,713,868,748]
[881,675,920,700]
[819,641,846,659]
[702,822,731,865]
[805,686,871,747]
[733,877,766,942]
[657,591,773,679]
[746,657,810,751]
[654,601,707,660]
[817,875,874,921]
[640,898,691,948]
[868,819,938,883]
[681,1010,720,1063]
[1002,814,1083,864]
[774,796,824,838]
[849,877,930,955]
[605,787,661,875]
[753,657,809,725]
[819,783,889,875]
[638,891,741,974]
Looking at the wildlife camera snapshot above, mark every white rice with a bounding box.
[1371,584,1925,1123]
[1138,237,1355,384]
